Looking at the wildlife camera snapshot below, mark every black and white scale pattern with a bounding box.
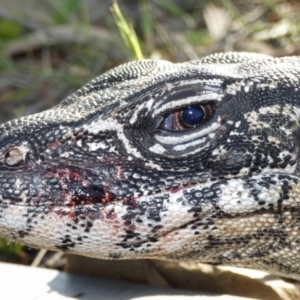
[0,52,300,279]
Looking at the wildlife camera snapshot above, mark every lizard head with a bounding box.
[1,52,300,278]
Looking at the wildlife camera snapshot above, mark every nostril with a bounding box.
[4,147,26,166]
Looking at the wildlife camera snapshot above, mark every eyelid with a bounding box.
[155,121,221,144]
[153,91,222,117]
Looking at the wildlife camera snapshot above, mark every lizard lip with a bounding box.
[62,185,116,206]
[46,165,118,206]
[0,164,119,207]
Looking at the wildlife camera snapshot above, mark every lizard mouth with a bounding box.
[45,165,119,206]
[0,164,120,208]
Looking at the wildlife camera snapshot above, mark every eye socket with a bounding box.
[160,103,214,131]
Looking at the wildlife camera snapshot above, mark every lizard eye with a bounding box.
[160,104,214,131]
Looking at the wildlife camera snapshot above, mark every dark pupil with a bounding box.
[181,106,205,126]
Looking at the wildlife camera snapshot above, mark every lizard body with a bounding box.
[1,52,300,279]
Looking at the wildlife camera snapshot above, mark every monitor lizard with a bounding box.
[0,52,300,280]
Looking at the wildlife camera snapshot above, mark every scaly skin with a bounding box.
[1,52,300,279]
